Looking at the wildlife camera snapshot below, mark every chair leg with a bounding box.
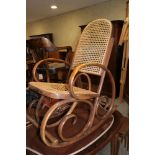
[111,134,120,155]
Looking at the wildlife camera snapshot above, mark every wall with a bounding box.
[27,0,126,50]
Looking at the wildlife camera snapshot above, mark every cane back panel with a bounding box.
[71,19,112,75]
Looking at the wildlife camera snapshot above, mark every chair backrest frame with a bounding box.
[71,18,113,76]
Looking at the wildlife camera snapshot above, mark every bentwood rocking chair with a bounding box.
[27,18,115,150]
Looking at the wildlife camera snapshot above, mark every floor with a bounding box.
[97,98,129,155]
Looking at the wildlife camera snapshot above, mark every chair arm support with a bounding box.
[68,63,116,103]
[32,58,70,82]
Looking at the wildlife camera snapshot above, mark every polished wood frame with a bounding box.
[27,19,116,149]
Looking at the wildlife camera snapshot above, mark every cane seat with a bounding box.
[29,82,98,99]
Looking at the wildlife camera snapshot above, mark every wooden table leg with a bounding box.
[111,134,120,155]
[111,117,129,155]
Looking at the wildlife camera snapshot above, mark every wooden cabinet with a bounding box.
[103,20,124,97]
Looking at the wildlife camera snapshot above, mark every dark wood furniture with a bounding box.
[26,40,36,85]
[79,20,124,98]
[30,33,53,42]
[123,61,129,102]
[27,37,72,61]
[106,20,124,97]
[26,37,73,83]
[26,111,128,155]
[29,33,71,61]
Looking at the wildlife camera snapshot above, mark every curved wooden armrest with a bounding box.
[32,58,70,82]
[68,63,116,101]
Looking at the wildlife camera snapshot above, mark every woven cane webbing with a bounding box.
[29,82,98,99]
[71,19,112,75]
